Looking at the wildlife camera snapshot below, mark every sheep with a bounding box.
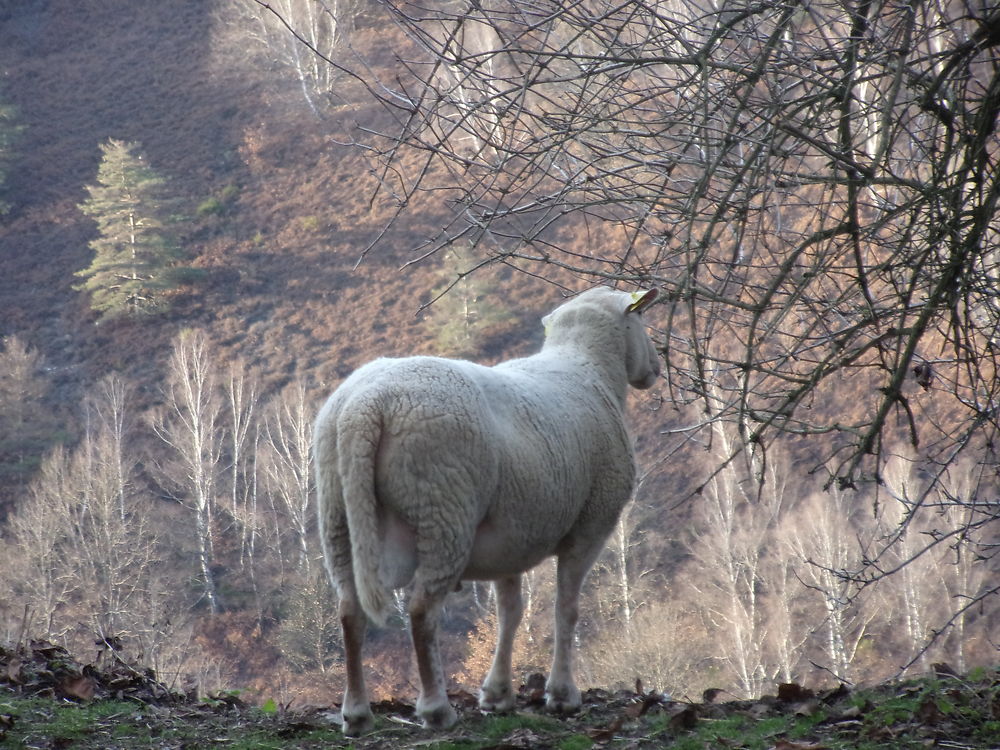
[314,286,660,736]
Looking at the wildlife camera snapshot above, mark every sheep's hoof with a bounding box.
[479,684,516,713]
[341,709,376,737]
[418,701,458,730]
[545,685,582,715]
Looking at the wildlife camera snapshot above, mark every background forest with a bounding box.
[0,0,997,710]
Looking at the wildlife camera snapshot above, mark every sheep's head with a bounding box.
[542,287,661,390]
[623,289,660,389]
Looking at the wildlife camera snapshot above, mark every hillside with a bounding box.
[0,0,552,487]
[0,0,619,702]
[0,0,996,714]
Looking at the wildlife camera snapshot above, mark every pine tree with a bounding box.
[429,247,512,356]
[75,139,183,320]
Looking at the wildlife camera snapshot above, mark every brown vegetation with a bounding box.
[0,0,996,714]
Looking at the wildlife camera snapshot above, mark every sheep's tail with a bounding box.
[338,401,393,626]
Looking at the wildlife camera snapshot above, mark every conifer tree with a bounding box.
[75,139,183,320]
[429,247,511,356]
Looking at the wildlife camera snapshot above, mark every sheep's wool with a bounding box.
[314,287,660,735]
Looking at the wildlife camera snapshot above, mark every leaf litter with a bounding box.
[2,642,999,749]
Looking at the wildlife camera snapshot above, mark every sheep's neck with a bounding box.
[537,342,629,407]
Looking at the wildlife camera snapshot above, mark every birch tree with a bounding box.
[239,0,360,115]
[878,453,948,671]
[223,362,262,565]
[84,374,137,521]
[3,388,162,658]
[685,415,777,698]
[0,335,48,478]
[154,329,225,614]
[262,379,314,572]
[782,490,874,682]
[4,446,79,636]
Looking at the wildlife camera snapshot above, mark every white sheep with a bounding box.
[314,286,660,735]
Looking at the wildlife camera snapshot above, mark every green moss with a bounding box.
[480,712,563,739]
[557,734,594,750]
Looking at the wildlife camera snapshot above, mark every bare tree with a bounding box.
[236,0,360,115]
[0,335,51,481]
[64,421,162,649]
[154,329,225,614]
[590,466,661,636]
[222,362,261,563]
[84,374,137,521]
[326,0,1000,607]
[686,419,771,698]
[262,378,314,572]
[0,335,44,436]
[878,453,994,672]
[4,446,80,636]
[277,562,343,675]
[2,381,169,663]
[877,452,951,671]
[782,489,877,683]
[581,597,712,697]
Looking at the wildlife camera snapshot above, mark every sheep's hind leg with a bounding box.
[478,575,522,713]
[339,592,376,736]
[409,589,459,730]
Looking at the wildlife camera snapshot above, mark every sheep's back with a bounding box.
[338,355,634,577]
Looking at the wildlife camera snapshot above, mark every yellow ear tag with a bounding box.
[626,288,658,313]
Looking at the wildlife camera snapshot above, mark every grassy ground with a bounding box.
[2,641,999,749]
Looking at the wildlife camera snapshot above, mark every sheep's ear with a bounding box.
[626,288,658,314]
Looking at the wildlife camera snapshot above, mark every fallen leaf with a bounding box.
[625,692,665,718]
[777,683,815,703]
[931,662,957,678]
[667,704,699,731]
[836,704,863,719]
[523,673,546,691]
[521,673,546,706]
[702,688,724,704]
[587,715,624,742]
[5,658,22,684]
[819,684,850,704]
[448,688,478,709]
[59,675,96,701]
[916,697,944,725]
[30,641,67,660]
[771,740,831,750]
[371,697,413,716]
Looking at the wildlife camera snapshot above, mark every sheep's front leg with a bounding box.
[409,590,458,730]
[339,593,375,736]
[479,575,522,713]
[546,555,592,714]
